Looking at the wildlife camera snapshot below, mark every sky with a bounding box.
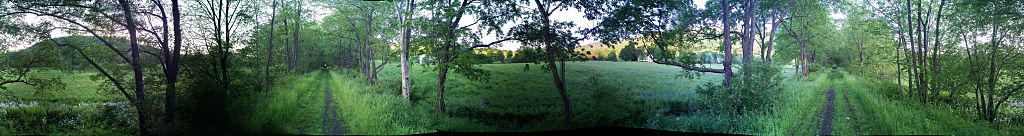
[462,6,599,51]
[468,0,707,51]
[9,0,854,52]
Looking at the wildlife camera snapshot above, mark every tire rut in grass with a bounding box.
[321,73,346,135]
[818,89,836,135]
[841,89,861,134]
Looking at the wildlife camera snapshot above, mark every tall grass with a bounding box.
[327,71,436,135]
[840,75,1023,135]
[754,72,830,135]
[191,71,325,135]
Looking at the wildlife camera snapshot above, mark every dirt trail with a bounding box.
[321,73,346,135]
[818,88,836,135]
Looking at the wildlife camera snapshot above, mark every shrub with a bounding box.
[0,102,135,135]
[695,61,784,115]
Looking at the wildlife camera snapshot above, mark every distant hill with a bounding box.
[3,36,153,69]
[576,34,735,61]
[576,41,619,59]
[9,35,131,54]
[575,39,653,59]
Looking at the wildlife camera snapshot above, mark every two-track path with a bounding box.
[320,72,346,135]
[817,88,836,135]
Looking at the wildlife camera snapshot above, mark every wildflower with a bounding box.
[675,117,680,121]
[655,113,660,117]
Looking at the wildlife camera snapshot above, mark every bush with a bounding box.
[695,62,784,115]
[0,102,135,135]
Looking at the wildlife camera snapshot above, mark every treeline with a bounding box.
[796,0,1024,123]
[0,0,790,134]
[867,0,1024,122]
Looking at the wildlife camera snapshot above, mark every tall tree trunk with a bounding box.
[985,20,1000,121]
[721,0,734,86]
[166,0,184,123]
[534,0,572,128]
[220,0,232,91]
[895,23,906,95]
[399,0,414,100]
[437,64,448,115]
[741,0,757,78]
[293,17,300,74]
[800,40,807,77]
[929,0,946,102]
[266,0,278,93]
[116,0,147,134]
[765,12,784,64]
[284,19,292,74]
[435,1,469,114]
[921,0,929,101]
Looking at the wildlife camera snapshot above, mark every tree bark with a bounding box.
[220,0,232,91]
[166,0,184,123]
[741,0,757,78]
[293,15,300,74]
[116,0,148,134]
[437,65,448,115]
[435,0,474,114]
[720,0,734,86]
[266,0,278,93]
[284,19,292,74]
[929,0,946,102]
[534,0,572,128]
[399,0,414,100]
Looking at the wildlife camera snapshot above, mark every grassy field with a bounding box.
[3,70,120,103]
[3,61,1022,135]
[321,61,805,134]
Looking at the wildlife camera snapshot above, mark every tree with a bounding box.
[321,0,403,85]
[607,51,617,61]
[619,44,639,61]
[394,0,415,100]
[266,0,278,93]
[414,0,496,115]
[583,0,733,85]
[2,0,169,134]
[0,35,67,94]
[511,46,541,63]
[946,0,1024,121]
[478,0,596,128]
[777,0,833,78]
[188,0,257,90]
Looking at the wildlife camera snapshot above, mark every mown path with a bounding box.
[320,72,346,135]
